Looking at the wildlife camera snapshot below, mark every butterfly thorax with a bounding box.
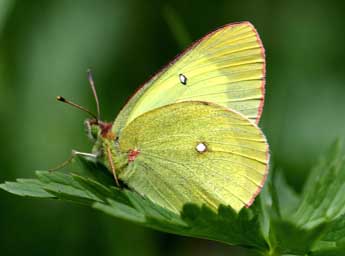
[85,119,128,176]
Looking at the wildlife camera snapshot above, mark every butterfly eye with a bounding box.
[179,73,187,85]
[196,142,207,153]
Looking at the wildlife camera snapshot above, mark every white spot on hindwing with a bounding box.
[196,142,207,153]
[179,73,187,85]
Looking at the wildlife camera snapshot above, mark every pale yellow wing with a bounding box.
[118,101,269,214]
[113,22,265,135]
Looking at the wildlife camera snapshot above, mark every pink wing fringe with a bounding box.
[243,21,268,208]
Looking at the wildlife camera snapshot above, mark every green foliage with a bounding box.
[2,141,345,255]
[265,141,345,255]
[0,158,266,251]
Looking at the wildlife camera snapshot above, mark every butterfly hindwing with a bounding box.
[118,101,269,214]
[113,22,265,136]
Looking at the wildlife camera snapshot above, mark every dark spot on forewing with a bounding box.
[179,73,187,85]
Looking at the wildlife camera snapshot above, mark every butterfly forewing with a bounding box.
[113,22,265,136]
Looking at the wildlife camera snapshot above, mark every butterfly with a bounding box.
[58,21,269,214]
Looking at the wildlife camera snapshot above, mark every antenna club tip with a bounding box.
[56,96,66,102]
[87,68,93,78]
[87,69,95,86]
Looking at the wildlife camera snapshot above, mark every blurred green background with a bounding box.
[1,0,344,255]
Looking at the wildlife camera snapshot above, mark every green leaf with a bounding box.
[320,215,345,243]
[94,199,146,223]
[292,141,345,229]
[0,156,268,252]
[36,170,102,204]
[265,141,345,255]
[269,219,327,255]
[310,214,345,255]
[180,203,268,249]
[0,179,54,198]
[271,171,300,220]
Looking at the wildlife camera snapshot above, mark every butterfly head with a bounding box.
[84,119,114,141]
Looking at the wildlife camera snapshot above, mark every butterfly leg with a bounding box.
[48,150,97,172]
[106,145,120,187]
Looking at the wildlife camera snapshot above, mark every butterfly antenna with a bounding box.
[87,69,101,122]
[56,96,98,121]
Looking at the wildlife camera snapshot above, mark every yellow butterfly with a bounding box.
[62,22,269,214]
